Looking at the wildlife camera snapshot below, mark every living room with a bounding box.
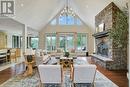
[0,0,129,87]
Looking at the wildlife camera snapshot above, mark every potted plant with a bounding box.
[109,11,128,48]
[64,51,70,57]
[109,11,128,66]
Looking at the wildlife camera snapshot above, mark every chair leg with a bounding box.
[39,82,43,87]
[73,83,76,87]
[91,82,95,87]
[71,83,75,87]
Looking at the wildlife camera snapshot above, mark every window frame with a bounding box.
[30,37,39,49]
[12,35,21,48]
[77,33,87,51]
[45,33,57,51]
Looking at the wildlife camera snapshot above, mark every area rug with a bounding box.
[0,69,118,87]
[0,57,118,87]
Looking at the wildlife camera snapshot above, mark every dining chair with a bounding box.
[23,48,36,76]
[71,64,97,87]
[38,65,63,87]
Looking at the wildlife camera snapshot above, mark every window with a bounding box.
[46,34,56,51]
[49,10,83,26]
[77,34,87,51]
[31,37,39,49]
[76,18,82,25]
[50,18,56,25]
[66,16,74,25]
[59,36,66,50]
[59,34,74,51]
[59,15,74,25]
[59,16,66,25]
[12,35,21,48]
[45,33,87,52]
[66,35,74,49]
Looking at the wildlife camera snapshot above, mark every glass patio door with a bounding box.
[59,35,66,51]
[66,35,74,50]
[59,34,74,51]
[46,34,56,51]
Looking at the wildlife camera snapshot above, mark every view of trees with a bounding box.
[46,33,87,51]
[31,37,39,49]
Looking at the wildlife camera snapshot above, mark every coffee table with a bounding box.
[59,57,73,68]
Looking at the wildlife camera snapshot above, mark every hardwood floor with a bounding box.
[0,57,128,87]
[0,63,25,84]
[89,59,128,87]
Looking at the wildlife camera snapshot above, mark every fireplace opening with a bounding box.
[97,41,108,57]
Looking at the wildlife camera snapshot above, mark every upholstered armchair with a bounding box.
[38,65,63,87]
[71,65,97,87]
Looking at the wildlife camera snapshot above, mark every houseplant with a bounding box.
[108,10,128,66]
[109,11,128,48]
[64,51,70,57]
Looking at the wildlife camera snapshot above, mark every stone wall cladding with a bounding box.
[93,2,127,70]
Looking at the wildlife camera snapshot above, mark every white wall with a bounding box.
[0,18,39,48]
[0,18,24,48]
[6,33,13,48]
[39,24,95,54]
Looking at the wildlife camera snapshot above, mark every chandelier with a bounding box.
[60,0,75,17]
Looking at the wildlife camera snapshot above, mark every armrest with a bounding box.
[61,65,64,83]
[70,64,74,81]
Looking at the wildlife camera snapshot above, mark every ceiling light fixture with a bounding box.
[60,0,75,17]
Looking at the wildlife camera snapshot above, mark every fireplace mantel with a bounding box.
[92,31,109,38]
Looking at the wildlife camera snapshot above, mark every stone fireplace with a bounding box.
[96,37,109,57]
[91,2,127,70]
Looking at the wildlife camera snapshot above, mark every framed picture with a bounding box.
[98,23,105,32]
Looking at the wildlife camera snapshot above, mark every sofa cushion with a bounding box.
[43,55,50,64]
[57,48,63,53]
[71,49,75,53]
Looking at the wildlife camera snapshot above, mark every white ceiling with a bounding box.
[0,18,39,36]
[13,0,129,31]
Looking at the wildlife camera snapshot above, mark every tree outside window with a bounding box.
[31,37,39,49]
[77,34,87,51]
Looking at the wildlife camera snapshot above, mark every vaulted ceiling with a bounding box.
[13,0,129,31]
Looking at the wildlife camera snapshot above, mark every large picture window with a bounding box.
[77,33,87,51]
[45,33,87,52]
[31,37,39,49]
[12,35,21,48]
[46,34,56,51]
[59,34,74,51]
